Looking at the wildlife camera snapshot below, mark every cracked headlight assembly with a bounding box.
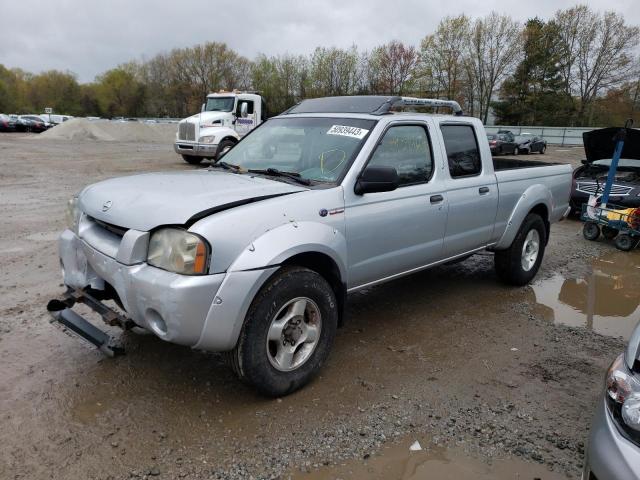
[198,135,216,144]
[66,195,80,233]
[605,354,640,445]
[147,228,210,275]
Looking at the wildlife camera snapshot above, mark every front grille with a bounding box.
[576,182,633,196]
[178,122,195,141]
[93,218,128,237]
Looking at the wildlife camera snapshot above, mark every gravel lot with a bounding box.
[0,134,636,480]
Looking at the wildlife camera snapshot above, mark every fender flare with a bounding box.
[194,222,347,352]
[229,221,348,280]
[494,184,552,250]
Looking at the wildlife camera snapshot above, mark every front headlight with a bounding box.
[198,135,216,144]
[605,354,640,443]
[147,228,210,275]
[65,195,80,233]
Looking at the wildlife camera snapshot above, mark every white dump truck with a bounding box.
[174,91,266,164]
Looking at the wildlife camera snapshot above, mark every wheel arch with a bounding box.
[494,185,553,250]
[280,251,347,327]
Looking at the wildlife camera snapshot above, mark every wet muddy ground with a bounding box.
[1,135,637,479]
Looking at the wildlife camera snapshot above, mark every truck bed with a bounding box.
[493,157,563,171]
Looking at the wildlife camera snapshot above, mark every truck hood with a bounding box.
[183,111,228,127]
[79,171,306,231]
[583,127,640,163]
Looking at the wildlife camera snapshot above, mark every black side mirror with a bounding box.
[354,166,399,195]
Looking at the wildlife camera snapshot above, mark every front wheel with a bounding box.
[216,139,236,160]
[513,147,519,156]
[540,145,546,154]
[583,222,600,241]
[495,213,547,286]
[182,155,203,165]
[229,266,338,397]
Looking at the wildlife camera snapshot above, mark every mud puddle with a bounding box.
[533,251,640,339]
[292,439,568,480]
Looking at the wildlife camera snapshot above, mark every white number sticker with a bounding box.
[327,125,369,139]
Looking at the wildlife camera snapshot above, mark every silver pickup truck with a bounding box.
[47,96,572,396]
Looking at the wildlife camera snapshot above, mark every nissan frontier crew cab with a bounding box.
[48,95,572,397]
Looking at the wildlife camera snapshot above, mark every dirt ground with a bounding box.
[1,134,637,480]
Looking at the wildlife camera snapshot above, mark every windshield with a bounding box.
[205,97,235,112]
[487,135,496,140]
[221,117,376,183]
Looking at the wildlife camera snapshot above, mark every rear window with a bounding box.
[441,124,482,178]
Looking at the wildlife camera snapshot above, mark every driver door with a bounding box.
[345,123,448,289]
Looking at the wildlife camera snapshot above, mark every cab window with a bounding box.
[367,125,433,186]
[441,124,482,178]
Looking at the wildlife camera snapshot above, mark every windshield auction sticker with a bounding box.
[327,125,369,139]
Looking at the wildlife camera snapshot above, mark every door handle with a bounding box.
[479,187,490,195]
[430,194,444,204]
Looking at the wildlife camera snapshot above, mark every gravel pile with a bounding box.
[36,118,177,143]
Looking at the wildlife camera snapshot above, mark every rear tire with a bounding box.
[495,213,546,286]
[540,145,546,154]
[583,222,601,241]
[514,147,519,156]
[615,234,636,251]
[229,266,338,397]
[182,155,203,165]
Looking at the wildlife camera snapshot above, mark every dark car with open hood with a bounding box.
[570,127,640,213]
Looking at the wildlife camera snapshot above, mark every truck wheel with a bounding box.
[494,213,546,286]
[583,222,600,241]
[229,266,338,397]
[216,139,236,160]
[182,155,202,165]
[615,234,636,251]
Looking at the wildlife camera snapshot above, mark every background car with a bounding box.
[571,127,640,213]
[487,133,518,155]
[16,115,49,133]
[583,320,640,480]
[516,133,547,154]
[0,113,17,132]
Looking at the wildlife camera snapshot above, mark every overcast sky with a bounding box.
[1,0,638,83]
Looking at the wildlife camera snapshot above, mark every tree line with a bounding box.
[0,4,638,126]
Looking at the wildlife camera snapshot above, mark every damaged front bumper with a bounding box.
[46,288,132,357]
[54,229,225,350]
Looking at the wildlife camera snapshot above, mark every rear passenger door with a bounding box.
[439,123,498,258]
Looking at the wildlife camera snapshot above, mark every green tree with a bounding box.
[492,18,573,125]
[95,66,146,117]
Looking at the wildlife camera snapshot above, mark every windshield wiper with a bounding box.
[247,168,311,186]
[210,161,241,172]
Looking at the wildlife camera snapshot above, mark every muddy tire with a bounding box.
[602,226,618,240]
[583,222,600,241]
[182,155,202,165]
[615,234,636,251]
[229,266,337,397]
[494,213,546,286]
[216,139,236,160]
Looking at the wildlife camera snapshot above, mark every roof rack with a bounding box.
[397,97,463,116]
[283,95,463,116]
